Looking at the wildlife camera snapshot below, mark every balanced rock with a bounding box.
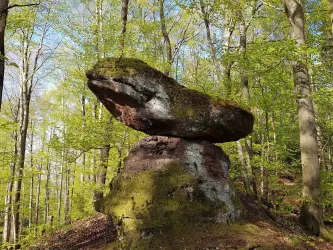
[95,136,244,249]
[87,58,254,143]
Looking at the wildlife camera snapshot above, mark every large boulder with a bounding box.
[95,136,244,249]
[87,58,254,143]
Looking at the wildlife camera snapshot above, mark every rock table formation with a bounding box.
[86,57,254,143]
[87,57,254,249]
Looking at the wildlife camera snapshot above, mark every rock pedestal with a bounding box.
[95,136,244,249]
[87,58,253,249]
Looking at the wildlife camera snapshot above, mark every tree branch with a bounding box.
[1,3,40,13]
[260,0,283,12]
[246,3,264,31]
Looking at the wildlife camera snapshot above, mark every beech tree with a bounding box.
[282,0,323,235]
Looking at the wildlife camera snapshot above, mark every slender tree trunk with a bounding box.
[199,0,223,89]
[237,140,251,193]
[28,175,34,229]
[223,18,234,98]
[282,0,323,236]
[64,166,70,225]
[329,0,333,36]
[12,68,32,247]
[3,165,14,246]
[117,130,128,173]
[81,84,86,182]
[159,0,172,75]
[43,129,52,225]
[3,104,19,246]
[237,9,257,197]
[57,151,64,224]
[28,128,34,229]
[44,162,51,224]
[120,0,129,57]
[34,165,41,233]
[0,0,9,111]
[328,139,332,171]
[199,0,217,66]
[92,6,112,200]
[93,144,111,201]
[95,0,101,61]
[238,10,250,100]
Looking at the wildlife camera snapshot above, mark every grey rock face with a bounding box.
[87,57,254,143]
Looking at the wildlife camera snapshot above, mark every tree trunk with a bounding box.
[238,10,250,101]
[328,138,332,171]
[223,18,234,98]
[81,85,86,182]
[199,0,223,89]
[237,9,257,197]
[43,129,52,225]
[93,144,111,201]
[28,175,34,229]
[329,0,333,35]
[0,0,9,111]
[12,59,32,247]
[34,165,41,233]
[3,106,19,246]
[28,128,34,229]
[57,152,64,224]
[44,162,51,224]
[159,0,172,76]
[3,165,14,246]
[282,0,323,236]
[237,140,251,193]
[199,0,217,66]
[120,0,129,57]
[117,130,128,173]
[64,166,70,225]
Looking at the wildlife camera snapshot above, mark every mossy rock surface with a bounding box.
[87,57,254,143]
[95,136,244,249]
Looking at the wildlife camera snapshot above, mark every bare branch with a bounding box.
[260,0,283,12]
[246,3,263,31]
[1,3,40,13]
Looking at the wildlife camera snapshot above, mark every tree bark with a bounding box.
[0,0,9,111]
[237,9,257,197]
[238,10,250,100]
[64,166,70,225]
[159,0,172,76]
[57,152,64,224]
[12,40,34,245]
[2,102,19,246]
[34,165,41,232]
[28,174,34,229]
[199,0,217,66]
[44,162,51,224]
[237,140,251,193]
[329,0,333,36]
[282,0,323,236]
[28,128,34,229]
[223,17,234,98]
[93,144,111,201]
[120,0,129,57]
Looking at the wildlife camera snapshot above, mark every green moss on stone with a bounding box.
[98,163,237,249]
[87,57,153,78]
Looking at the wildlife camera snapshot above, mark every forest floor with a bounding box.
[29,195,333,250]
[28,213,117,250]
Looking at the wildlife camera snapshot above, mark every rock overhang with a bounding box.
[87,57,254,143]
